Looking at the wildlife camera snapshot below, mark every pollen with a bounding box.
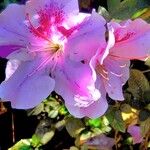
[48,43,62,54]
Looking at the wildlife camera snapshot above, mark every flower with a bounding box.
[127,125,143,144]
[0,0,108,118]
[95,19,150,102]
[86,134,115,150]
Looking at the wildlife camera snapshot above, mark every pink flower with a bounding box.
[128,125,143,144]
[95,19,150,102]
[0,0,108,118]
[86,134,115,150]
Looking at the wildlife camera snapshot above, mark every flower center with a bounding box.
[47,42,62,54]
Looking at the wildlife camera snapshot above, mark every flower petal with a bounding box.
[55,70,108,118]
[110,19,150,60]
[128,125,143,144]
[66,11,106,62]
[98,56,130,100]
[26,0,79,28]
[26,0,79,16]
[65,95,108,118]
[0,59,55,109]
[0,4,30,57]
[5,59,21,81]
[59,59,97,97]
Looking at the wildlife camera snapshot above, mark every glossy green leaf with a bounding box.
[108,0,150,20]
[31,134,41,147]
[87,118,102,128]
[106,107,126,132]
[8,139,32,150]
[66,117,85,138]
[127,69,150,101]
[107,0,120,13]
[140,118,150,137]
[120,104,132,113]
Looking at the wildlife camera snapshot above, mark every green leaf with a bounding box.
[139,110,150,121]
[35,119,52,138]
[140,118,150,137]
[146,104,150,111]
[108,0,150,20]
[131,8,148,19]
[107,0,120,13]
[145,57,150,67]
[120,104,132,113]
[87,118,102,128]
[8,139,32,150]
[70,146,79,150]
[41,130,55,145]
[48,109,59,118]
[66,117,85,138]
[127,69,150,101]
[31,134,41,147]
[59,105,68,115]
[98,6,111,21]
[106,107,126,132]
[27,103,44,116]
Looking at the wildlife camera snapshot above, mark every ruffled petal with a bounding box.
[0,59,55,109]
[55,71,108,118]
[110,19,150,60]
[128,125,143,144]
[65,96,108,118]
[7,49,34,61]
[26,0,79,17]
[25,0,79,30]
[97,56,130,100]
[0,4,30,57]
[5,59,21,81]
[66,11,106,62]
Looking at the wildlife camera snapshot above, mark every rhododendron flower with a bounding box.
[128,125,143,144]
[86,134,115,150]
[94,19,150,102]
[0,0,108,118]
[64,19,150,118]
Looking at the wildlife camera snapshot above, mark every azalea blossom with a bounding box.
[85,134,115,150]
[67,18,150,118]
[0,0,108,118]
[94,19,150,102]
[128,125,143,144]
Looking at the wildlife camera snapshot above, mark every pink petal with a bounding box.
[5,59,20,81]
[98,23,115,65]
[86,134,115,149]
[0,4,30,57]
[98,56,130,100]
[25,0,79,30]
[0,45,23,58]
[7,49,34,61]
[65,96,108,118]
[26,0,79,16]
[66,11,106,62]
[128,125,143,144]
[55,71,108,118]
[62,59,97,96]
[110,19,150,60]
[0,59,55,109]
[65,79,108,118]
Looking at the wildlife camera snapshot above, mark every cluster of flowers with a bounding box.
[0,0,150,118]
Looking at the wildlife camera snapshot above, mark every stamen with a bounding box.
[27,43,60,54]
